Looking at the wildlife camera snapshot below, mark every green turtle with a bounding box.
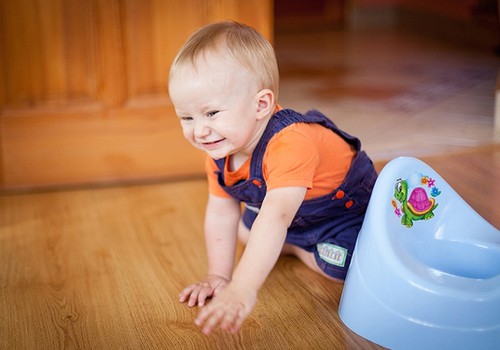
[394,179,438,228]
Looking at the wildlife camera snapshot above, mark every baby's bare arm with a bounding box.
[232,186,307,290]
[204,194,241,279]
[196,186,307,335]
[179,194,240,307]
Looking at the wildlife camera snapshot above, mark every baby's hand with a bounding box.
[179,274,229,307]
[195,281,257,335]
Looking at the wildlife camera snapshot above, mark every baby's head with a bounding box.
[169,21,279,98]
[168,21,280,159]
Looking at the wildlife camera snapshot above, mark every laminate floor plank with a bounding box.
[2,147,498,349]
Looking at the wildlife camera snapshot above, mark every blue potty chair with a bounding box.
[339,156,500,350]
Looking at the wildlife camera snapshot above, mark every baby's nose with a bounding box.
[194,119,210,138]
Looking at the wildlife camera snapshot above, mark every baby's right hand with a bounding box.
[179,274,229,307]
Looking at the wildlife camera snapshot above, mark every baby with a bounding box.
[168,21,377,335]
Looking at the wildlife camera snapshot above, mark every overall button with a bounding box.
[252,179,262,188]
[334,190,345,199]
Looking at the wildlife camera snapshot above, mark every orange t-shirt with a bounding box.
[205,121,356,201]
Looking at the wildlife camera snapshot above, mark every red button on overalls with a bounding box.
[252,179,262,188]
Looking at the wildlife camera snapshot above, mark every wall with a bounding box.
[348,0,498,48]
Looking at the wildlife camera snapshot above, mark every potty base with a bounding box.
[339,256,500,350]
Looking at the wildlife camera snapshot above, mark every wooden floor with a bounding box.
[1,145,498,349]
[2,13,499,349]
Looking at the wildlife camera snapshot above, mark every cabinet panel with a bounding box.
[0,0,272,191]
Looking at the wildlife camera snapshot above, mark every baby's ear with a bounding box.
[256,89,275,120]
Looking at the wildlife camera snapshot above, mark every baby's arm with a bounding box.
[179,194,241,307]
[195,186,307,335]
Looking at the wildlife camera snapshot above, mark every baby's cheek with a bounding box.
[188,138,204,151]
[181,128,193,141]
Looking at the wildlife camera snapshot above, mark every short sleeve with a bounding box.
[263,126,320,191]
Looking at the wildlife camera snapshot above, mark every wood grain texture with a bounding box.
[0,0,272,191]
[1,108,206,190]
[1,147,498,349]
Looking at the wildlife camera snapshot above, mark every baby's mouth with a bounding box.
[204,139,221,144]
[200,138,225,149]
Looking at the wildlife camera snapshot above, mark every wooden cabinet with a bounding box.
[0,0,272,191]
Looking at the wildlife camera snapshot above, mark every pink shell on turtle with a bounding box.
[407,187,434,214]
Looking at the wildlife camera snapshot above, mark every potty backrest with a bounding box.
[378,157,500,280]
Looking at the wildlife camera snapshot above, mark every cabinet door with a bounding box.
[0,0,272,191]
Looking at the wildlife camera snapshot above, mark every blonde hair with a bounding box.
[169,21,279,97]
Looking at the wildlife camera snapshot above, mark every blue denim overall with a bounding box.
[214,109,377,280]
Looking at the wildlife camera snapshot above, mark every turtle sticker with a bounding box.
[391,172,441,228]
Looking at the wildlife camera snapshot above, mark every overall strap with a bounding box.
[248,109,361,179]
[213,109,305,174]
[214,108,362,182]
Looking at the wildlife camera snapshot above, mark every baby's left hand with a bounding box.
[195,281,257,335]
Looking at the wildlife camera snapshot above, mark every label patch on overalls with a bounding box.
[317,243,347,267]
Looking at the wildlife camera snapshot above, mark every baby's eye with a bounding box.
[179,116,193,122]
[206,111,219,118]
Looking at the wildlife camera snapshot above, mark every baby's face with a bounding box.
[169,50,265,160]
